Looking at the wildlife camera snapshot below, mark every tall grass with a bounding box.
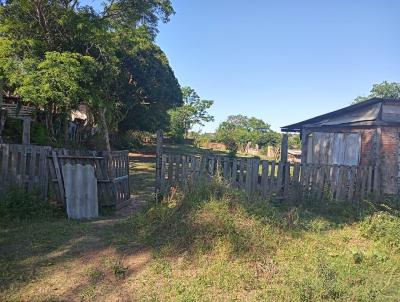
[0,187,63,224]
[123,177,400,301]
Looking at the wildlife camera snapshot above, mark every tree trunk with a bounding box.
[100,107,111,153]
[64,117,69,144]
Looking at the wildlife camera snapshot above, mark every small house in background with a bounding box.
[281,98,400,195]
[288,149,301,163]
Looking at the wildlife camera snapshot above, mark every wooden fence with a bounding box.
[0,144,130,208]
[158,153,380,202]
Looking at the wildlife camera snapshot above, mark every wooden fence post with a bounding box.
[22,117,32,145]
[280,133,289,163]
[155,130,163,201]
[279,133,289,197]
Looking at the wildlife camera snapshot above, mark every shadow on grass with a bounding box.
[1,178,397,300]
[111,178,395,261]
[0,216,148,299]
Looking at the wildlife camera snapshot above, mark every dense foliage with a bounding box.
[0,0,182,146]
[215,115,281,155]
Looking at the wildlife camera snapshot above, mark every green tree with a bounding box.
[168,87,214,142]
[0,0,180,148]
[15,52,98,140]
[215,115,280,155]
[288,134,301,149]
[353,81,400,104]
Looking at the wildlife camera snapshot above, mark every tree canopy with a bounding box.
[0,0,182,146]
[353,81,400,104]
[168,86,214,142]
[215,115,280,155]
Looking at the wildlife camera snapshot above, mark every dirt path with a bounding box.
[114,153,156,217]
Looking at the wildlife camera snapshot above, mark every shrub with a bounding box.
[0,188,62,223]
[360,211,400,248]
[31,123,50,145]
[112,130,152,150]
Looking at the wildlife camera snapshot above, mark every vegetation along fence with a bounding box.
[0,144,130,209]
[158,153,381,202]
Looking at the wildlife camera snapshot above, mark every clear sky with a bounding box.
[82,0,400,132]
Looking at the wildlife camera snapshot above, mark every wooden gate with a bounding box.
[0,144,130,209]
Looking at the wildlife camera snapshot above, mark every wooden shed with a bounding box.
[281,98,400,195]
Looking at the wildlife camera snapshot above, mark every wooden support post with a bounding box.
[155,130,163,201]
[280,133,289,198]
[280,133,289,163]
[22,117,32,145]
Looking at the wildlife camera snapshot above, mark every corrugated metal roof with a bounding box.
[281,98,400,132]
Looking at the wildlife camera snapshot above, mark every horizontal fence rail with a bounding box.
[0,144,130,208]
[159,153,380,202]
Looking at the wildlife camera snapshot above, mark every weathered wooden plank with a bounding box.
[167,154,173,186]
[347,166,357,202]
[269,161,276,198]
[0,144,9,188]
[223,157,229,179]
[52,151,65,205]
[301,164,311,199]
[261,161,269,197]
[22,118,31,145]
[252,158,260,194]
[245,158,253,194]
[316,165,326,201]
[239,158,245,189]
[10,147,18,187]
[276,162,284,196]
[231,158,238,187]
[209,157,215,176]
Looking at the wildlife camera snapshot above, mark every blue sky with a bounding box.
[82,0,400,132]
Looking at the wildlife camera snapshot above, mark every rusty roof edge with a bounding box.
[280,98,395,132]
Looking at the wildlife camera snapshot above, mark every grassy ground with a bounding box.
[1,178,400,301]
[129,153,156,202]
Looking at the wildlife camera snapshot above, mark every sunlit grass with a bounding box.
[1,178,399,301]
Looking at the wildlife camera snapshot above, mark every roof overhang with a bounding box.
[280,98,398,132]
